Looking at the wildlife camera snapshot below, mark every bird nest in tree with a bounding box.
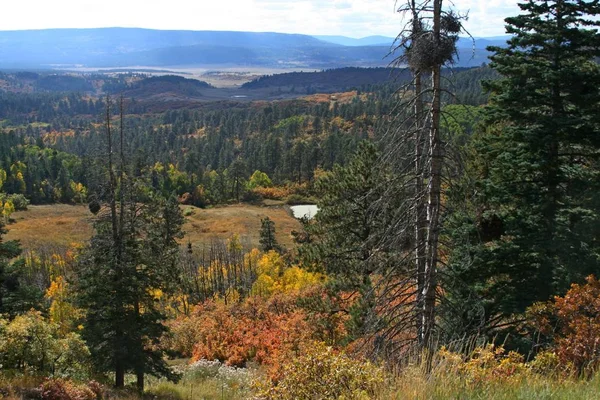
[407,32,458,72]
[441,12,462,34]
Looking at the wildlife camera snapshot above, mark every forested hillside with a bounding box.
[0,66,491,207]
[1,1,599,399]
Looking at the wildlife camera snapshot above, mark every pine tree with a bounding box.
[301,142,401,293]
[0,222,39,317]
[76,193,183,390]
[446,0,600,337]
[75,98,184,391]
[259,217,281,253]
[298,142,402,341]
[227,159,248,202]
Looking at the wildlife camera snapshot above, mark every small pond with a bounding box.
[290,204,319,220]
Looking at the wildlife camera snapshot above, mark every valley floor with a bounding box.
[5,203,301,252]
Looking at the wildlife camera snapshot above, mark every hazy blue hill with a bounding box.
[118,75,213,98]
[83,44,392,68]
[315,34,510,49]
[314,35,396,47]
[456,36,511,49]
[0,28,334,54]
[0,28,337,68]
[0,28,508,69]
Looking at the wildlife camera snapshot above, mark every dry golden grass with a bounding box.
[5,203,302,252]
[181,204,301,249]
[5,204,93,250]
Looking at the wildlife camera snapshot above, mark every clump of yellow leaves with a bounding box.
[251,251,324,297]
[46,276,82,335]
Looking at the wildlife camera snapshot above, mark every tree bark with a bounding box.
[136,369,144,393]
[414,73,428,344]
[411,0,427,345]
[115,361,125,388]
[421,0,443,352]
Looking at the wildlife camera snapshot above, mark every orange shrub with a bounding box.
[529,275,600,374]
[166,287,352,375]
[296,286,350,346]
[164,309,207,357]
[185,295,311,368]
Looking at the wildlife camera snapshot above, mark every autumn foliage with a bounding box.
[529,275,600,374]
[251,251,324,296]
[251,186,290,200]
[169,294,310,368]
[195,298,309,368]
[166,281,350,377]
[0,310,90,377]
[437,345,529,385]
[254,342,386,400]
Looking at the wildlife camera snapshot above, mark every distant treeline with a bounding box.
[242,67,410,92]
[241,66,495,99]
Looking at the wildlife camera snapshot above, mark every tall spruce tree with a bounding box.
[77,193,183,390]
[75,98,184,391]
[446,0,600,337]
[301,142,399,289]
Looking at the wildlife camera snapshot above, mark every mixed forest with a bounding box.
[1,0,600,399]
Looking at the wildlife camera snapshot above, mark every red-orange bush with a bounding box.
[182,294,311,368]
[529,275,600,374]
[166,287,352,377]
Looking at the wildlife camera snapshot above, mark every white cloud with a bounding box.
[3,0,521,37]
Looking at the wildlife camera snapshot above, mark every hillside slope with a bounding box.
[0,28,504,69]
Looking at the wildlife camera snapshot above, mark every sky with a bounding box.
[2,0,520,38]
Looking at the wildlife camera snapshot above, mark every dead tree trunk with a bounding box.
[421,0,443,350]
[411,0,428,347]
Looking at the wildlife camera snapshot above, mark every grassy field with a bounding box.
[181,204,301,249]
[5,203,301,252]
[5,204,94,250]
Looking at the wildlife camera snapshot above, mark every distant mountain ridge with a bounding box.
[314,34,511,48]
[313,35,397,47]
[0,28,508,69]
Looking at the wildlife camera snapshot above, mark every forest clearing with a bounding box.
[5,203,301,251]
